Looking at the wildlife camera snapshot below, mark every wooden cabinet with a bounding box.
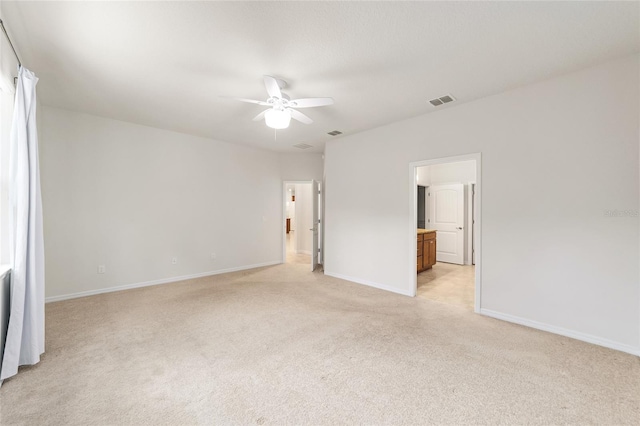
[417,234,424,271]
[417,231,436,273]
[423,232,436,270]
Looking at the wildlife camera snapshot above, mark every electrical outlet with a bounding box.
[98,265,106,274]
[172,257,177,264]
[210,252,217,261]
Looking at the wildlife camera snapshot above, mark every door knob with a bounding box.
[456,227,463,230]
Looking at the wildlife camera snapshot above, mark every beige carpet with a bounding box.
[1,263,639,425]
[417,263,475,310]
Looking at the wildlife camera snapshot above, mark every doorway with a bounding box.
[283,181,321,271]
[410,154,481,312]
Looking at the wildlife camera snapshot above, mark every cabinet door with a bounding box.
[426,237,436,267]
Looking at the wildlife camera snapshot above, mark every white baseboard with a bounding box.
[45,261,281,303]
[324,271,413,297]
[480,308,640,357]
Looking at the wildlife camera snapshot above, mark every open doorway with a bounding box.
[283,181,321,271]
[410,154,481,312]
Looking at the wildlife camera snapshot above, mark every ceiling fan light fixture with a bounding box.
[227,76,333,130]
[265,109,291,129]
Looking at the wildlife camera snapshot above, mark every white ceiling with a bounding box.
[3,1,639,153]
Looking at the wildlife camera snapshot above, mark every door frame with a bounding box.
[409,153,482,313]
[468,182,476,265]
[282,180,315,265]
[310,180,319,272]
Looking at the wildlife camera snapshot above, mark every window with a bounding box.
[0,32,18,265]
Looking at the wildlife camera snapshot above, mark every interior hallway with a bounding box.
[286,231,311,265]
[417,263,475,310]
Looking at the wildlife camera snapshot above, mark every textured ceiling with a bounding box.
[3,1,639,153]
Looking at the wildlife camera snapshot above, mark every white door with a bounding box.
[430,183,464,265]
[311,180,319,271]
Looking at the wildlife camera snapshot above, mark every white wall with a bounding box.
[294,183,312,254]
[279,153,324,182]
[324,54,639,354]
[39,106,283,300]
[416,169,429,187]
[428,160,476,185]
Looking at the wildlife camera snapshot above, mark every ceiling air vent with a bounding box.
[327,130,342,136]
[429,94,456,107]
[293,143,312,150]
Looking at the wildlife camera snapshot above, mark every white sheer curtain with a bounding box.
[0,66,44,384]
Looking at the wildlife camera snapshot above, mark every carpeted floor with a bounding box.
[1,263,638,425]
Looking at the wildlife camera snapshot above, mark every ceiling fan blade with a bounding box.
[252,110,269,121]
[288,97,334,108]
[289,108,313,124]
[264,75,282,99]
[221,96,270,106]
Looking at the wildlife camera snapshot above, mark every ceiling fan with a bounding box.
[227,75,334,130]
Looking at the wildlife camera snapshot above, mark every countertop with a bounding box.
[417,229,436,234]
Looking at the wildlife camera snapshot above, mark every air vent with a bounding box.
[293,143,312,150]
[327,130,342,136]
[429,94,456,107]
